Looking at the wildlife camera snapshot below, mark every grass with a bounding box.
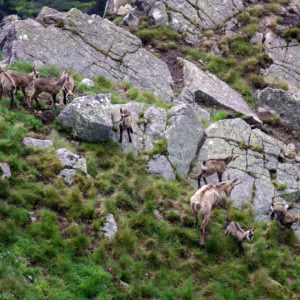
[283,27,300,43]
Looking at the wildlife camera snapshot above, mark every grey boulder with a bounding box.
[0,162,11,179]
[102,214,118,238]
[148,155,175,180]
[58,94,113,142]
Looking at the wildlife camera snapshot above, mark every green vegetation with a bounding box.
[212,111,228,122]
[272,181,288,191]
[0,61,299,298]
[283,27,300,43]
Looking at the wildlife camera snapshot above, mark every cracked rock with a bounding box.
[56,148,87,174]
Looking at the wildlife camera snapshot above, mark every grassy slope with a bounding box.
[0,62,299,300]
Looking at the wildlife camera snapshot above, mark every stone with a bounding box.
[22,137,53,149]
[147,155,176,180]
[264,31,300,97]
[123,12,140,27]
[0,162,11,179]
[56,148,87,174]
[255,88,300,137]
[59,169,77,185]
[166,104,205,177]
[58,94,113,142]
[180,59,261,123]
[117,4,133,15]
[250,32,263,44]
[149,1,169,26]
[0,7,174,102]
[80,78,95,87]
[102,214,118,238]
[153,209,164,221]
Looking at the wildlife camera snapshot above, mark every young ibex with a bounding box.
[225,221,254,254]
[118,108,133,143]
[6,69,39,101]
[197,149,239,188]
[270,202,300,228]
[30,73,69,108]
[190,176,242,247]
[0,67,16,108]
[61,70,75,105]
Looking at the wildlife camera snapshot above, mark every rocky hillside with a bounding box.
[0,0,300,299]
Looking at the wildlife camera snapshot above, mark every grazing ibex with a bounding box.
[197,149,239,188]
[30,73,69,108]
[225,221,254,254]
[118,108,133,143]
[6,69,39,101]
[270,202,300,228]
[61,70,75,105]
[0,67,16,108]
[190,176,242,247]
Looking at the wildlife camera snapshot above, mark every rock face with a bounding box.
[0,162,11,179]
[58,94,113,142]
[255,88,300,137]
[22,137,53,149]
[149,1,169,26]
[180,59,261,123]
[190,118,300,222]
[0,7,173,102]
[264,31,300,97]
[102,214,118,238]
[58,94,205,181]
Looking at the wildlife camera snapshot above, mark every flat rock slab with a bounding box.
[56,148,87,174]
[0,7,173,102]
[180,59,261,123]
[22,137,53,149]
[264,31,300,97]
[148,155,176,180]
[102,214,118,238]
[0,162,11,179]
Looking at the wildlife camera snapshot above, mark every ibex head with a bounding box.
[230,148,239,161]
[120,108,131,120]
[246,228,254,242]
[221,174,242,197]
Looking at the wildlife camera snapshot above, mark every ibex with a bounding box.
[225,221,254,254]
[190,175,242,247]
[61,70,75,105]
[30,73,69,108]
[6,69,39,101]
[270,202,300,228]
[197,149,239,188]
[0,67,16,108]
[118,108,133,143]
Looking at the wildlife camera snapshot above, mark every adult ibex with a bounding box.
[191,175,242,247]
[0,67,16,108]
[197,149,239,188]
[61,70,75,105]
[270,203,300,228]
[118,108,133,143]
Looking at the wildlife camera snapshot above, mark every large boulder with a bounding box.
[58,94,113,142]
[180,59,261,123]
[190,118,300,222]
[264,31,300,97]
[166,104,205,177]
[0,7,173,102]
[255,88,300,137]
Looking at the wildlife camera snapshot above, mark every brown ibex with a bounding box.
[30,73,69,108]
[225,221,254,254]
[0,67,16,108]
[197,149,239,188]
[118,108,133,143]
[6,69,39,101]
[270,202,300,228]
[190,175,242,247]
[61,70,75,105]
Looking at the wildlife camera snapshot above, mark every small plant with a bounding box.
[112,16,123,25]
[251,144,263,153]
[150,138,168,157]
[212,111,228,122]
[283,27,300,42]
[182,47,202,61]
[248,73,267,89]
[265,3,281,13]
[272,181,287,191]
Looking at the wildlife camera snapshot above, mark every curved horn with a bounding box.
[231,148,234,156]
[233,179,242,186]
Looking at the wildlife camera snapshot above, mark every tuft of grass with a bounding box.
[283,27,300,42]
[212,111,228,122]
[135,26,180,44]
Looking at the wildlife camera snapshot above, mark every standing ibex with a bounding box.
[118,108,133,143]
[30,73,69,108]
[197,149,239,188]
[190,175,242,247]
[225,221,254,254]
[0,67,16,108]
[6,69,39,102]
[61,70,75,105]
[270,202,300,228]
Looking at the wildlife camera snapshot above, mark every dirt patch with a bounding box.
[159,48,185,93]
